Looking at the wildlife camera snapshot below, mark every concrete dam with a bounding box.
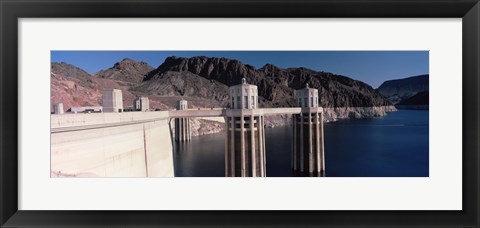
[51,80,325,177]
[51,112,175,177]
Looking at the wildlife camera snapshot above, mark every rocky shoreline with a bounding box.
[191,118,225,136]
[323,105,397,122]
[188,105,397,137]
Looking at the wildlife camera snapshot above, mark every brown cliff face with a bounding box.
[144,56,392,108]
[94,58,153,83]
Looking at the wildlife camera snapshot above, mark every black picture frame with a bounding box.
[1,0,479,227]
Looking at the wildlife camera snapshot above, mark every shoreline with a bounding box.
[190,105,398,137]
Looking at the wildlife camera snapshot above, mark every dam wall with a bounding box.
[51,112,174,177]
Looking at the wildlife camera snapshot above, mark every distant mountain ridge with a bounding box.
[377,74,429,105]
[394,90,429,110]
[397,91,429,106]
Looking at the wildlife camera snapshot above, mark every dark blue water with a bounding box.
[174,110,429,177]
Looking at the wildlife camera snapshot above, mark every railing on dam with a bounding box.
[168,108,225,118]
[51,107,323,132]
[168,107,322,118]
[51,111,171,133]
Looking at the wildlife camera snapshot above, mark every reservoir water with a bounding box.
[173,110,429,177]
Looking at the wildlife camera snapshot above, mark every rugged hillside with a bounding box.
[94,58,153,83]
[51,73,99,110]
[377,74,429,104]
[144,56,392,108]
[51,62,142,112]
[132,71,230,108]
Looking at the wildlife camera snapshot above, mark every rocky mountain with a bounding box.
[51,62,91,78]
[94,58,153,83]
[395,90,429,110]
[377,74,429,104]
[143,56,392,109]
[132,71,230,107]
[397,90,428,105]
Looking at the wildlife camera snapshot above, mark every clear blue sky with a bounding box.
[51,51,428,88]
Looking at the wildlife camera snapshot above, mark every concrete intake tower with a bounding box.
[292,84,325,176]
[225,78,266,177]
[175,99,191,141]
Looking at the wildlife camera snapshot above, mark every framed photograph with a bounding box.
[1,0,479,227]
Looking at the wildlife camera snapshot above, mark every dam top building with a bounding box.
[134,96,150,112]
[229,78,258,109]
[103,89,123,112]
[294,83,319,108]
[176,99,188,110]
[53,103,64,114]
